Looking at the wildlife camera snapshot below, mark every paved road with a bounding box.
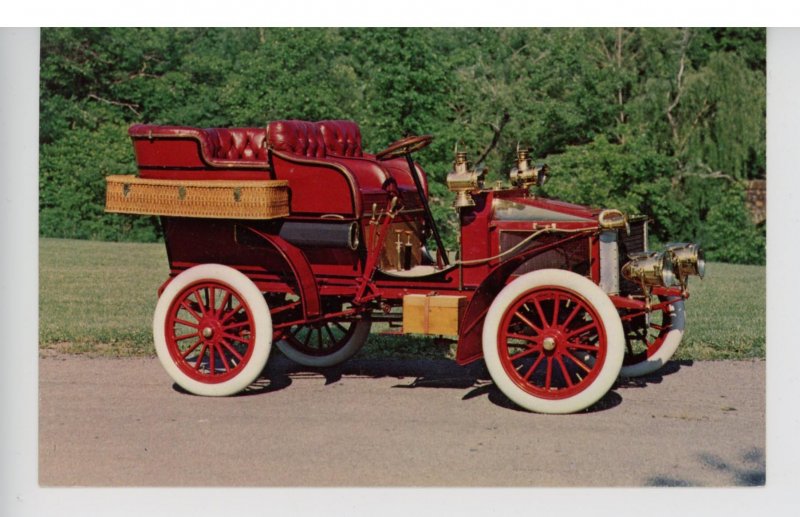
[39,354,765,487]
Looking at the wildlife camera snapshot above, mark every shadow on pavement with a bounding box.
[615,359,693,389]
[645,447,765,487]
[227,352,628,413]
[173,355,692,414]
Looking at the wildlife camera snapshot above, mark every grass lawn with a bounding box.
[39,238,766,361]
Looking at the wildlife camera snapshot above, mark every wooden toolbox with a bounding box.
[402,294,467,337]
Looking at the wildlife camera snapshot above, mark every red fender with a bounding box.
[455,232,591,365]
[239,227,321,320]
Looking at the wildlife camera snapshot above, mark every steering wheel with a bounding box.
[375,135,433,161]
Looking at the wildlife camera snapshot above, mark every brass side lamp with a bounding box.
[446,151,484,209]
[508,148,549,189]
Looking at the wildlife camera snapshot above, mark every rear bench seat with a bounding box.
[129,120,427,216]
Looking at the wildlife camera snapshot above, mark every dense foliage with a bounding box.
[39,28,766,264]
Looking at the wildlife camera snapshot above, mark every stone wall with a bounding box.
[745,179,766,225]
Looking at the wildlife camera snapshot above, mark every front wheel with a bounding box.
[619,297,685,378]
[153,264,272,396]
[482,269,625,414]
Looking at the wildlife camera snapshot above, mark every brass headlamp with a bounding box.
[446,151,484,209]
[665,242,705,286]
[509,148,549,188]
[621,251,678,298]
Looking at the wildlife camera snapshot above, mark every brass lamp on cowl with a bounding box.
[508,147,549,189]
[446,151,484,209]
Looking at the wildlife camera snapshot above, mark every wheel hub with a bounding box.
[542,336,557,352]
[202,327,214,339]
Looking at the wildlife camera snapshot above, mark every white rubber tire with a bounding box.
[276,318,372,367]
[619,299,685,378]
[153,264,272,396]
[482,269,625,414]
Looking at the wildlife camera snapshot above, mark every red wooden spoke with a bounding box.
[509,347,540,362]
[533,298,548,328]
[514,311,542,334]
[555,355,573,388]
[220,303,243,324]
[563,350,592,374]
[223,320,251,331]
[507,332,538,343]
[194,343,209,370]
[180,301,203,322]
[222,331,251,344]
[208,286,216,314]
[216,345,231,372]
[561,303,582,330]
[219,340,244,362]
[522,354,545,382]
[181,339,202,359]
[544,356,553,390]
[174,318,200,328]
[565,340,599,351]
[209,344,216,375]
[566,321,598,339]
[216,289,231,317]
[192,289,209,316]
[174,331,199,341]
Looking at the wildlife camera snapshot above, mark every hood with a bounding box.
[492,194,599,223]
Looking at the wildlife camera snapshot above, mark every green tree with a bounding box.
[38,27,766,264]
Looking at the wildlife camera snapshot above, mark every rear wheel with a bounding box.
[276,318,371,367]
[482,269,625,414]
[153,264,272,396]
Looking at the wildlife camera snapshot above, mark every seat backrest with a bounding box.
[204,128,268,161]
[317,120,364,157]
[266,120,327,158]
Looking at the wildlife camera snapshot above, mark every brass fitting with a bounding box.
[598,208,629,233]
[665,242,705,280]
[621,251,678,297]
[446,151,484,209]
[508,148,549,189]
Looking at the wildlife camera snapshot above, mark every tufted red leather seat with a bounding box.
[204,128,268,161]
[317,120,364,157]
[266,120,327,158]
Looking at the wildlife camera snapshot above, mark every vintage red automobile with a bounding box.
[106,119,704,414]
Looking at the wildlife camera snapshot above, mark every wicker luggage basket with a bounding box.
[105,175,290,220]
